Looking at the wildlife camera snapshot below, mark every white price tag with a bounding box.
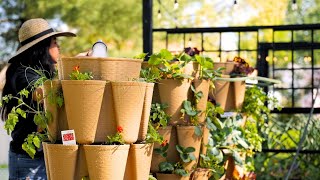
[61,130,76,145]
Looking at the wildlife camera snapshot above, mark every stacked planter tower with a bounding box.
[42,57,154,180]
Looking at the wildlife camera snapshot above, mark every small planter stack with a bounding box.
[210,61,246,112]
[210,61,248,180]
[42,57,154,180]
[146,60,212,180]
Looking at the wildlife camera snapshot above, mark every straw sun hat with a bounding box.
[8,18,76,63]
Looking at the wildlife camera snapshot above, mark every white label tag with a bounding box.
[61,130,76,145]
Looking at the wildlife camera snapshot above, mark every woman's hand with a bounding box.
[76,49,92,57]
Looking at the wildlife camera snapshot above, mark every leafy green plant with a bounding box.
[205,101,224,131]
[191,84,203,105]
[0,88,51,158]
[241,85,282,125]
[106,126,125,145]
[180,100,200,124]
[140,67,162,83]
[154,141,169,158]
[176,145,196,163]
[149,103,171,129]
[180,100,203,136]
[158,161,189,177]
[199,147,224,180]
[148,49,192,80]
[69,65,93,80]
[45,80,64,108]
[145,122,163,144]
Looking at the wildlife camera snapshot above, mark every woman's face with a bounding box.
[49,37,60,63]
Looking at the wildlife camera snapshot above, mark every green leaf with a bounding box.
[195,126,203,137]
[148,54,161,65]
[133,52,147,59]
[175,169,189,176]
[56,96,64,107]
[233,151,243,164]
[159,49,173,60]
[189,153,196,161]
[33,136,41,148]
[175,145,184,154]
[237,138,249,149]
[19,89,29,98]
[159,161,174,172]
[16,108,26,118]
[206,117,217,131]
[212,117,223,130]
[185,147,195,153]
[181,154,190,162]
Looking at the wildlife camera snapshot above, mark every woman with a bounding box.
[1,18,75,180]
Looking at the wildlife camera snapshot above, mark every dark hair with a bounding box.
[1,37,56,121]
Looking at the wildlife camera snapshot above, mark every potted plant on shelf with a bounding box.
[201,101,224,156]
[176,85,204,172]
[61,66,106,144]
[124,120,160,180]
[229,56,255,110]
[149,103,179,172]
[147,49,193,126]
[196,146,224,180]
[156,145,195,180]
[84,126,130,180]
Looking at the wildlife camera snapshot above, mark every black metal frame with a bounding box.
[149,24,320,113]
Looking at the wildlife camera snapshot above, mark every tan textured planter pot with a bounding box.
[138,83,155,141]
[62,80,106,144]
[75,145,89,180]
[151,126,173,173]
[42,142,50,180]
[167,126,180,164]
[233,80,246,110]
[176,126,203,172]
[193,79,211,124]
[84,144,130,180]
[124,143,154,180]
[44,143,78,180]
[156,173,190,180]
[99,57,142,81]
[158,79,191,125]
[191,168,211,180]
[112,81,146,143]
[210,75,230,111]
[95,81,116,142]
[59,57,101,80]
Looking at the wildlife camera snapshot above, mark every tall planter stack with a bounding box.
[147,61,212,179]
[43,57,155,180]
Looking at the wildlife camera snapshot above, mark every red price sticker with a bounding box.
[63,133,74,141]
[61,130,76,145]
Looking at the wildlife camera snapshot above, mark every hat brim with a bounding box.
[8,31,76,63]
